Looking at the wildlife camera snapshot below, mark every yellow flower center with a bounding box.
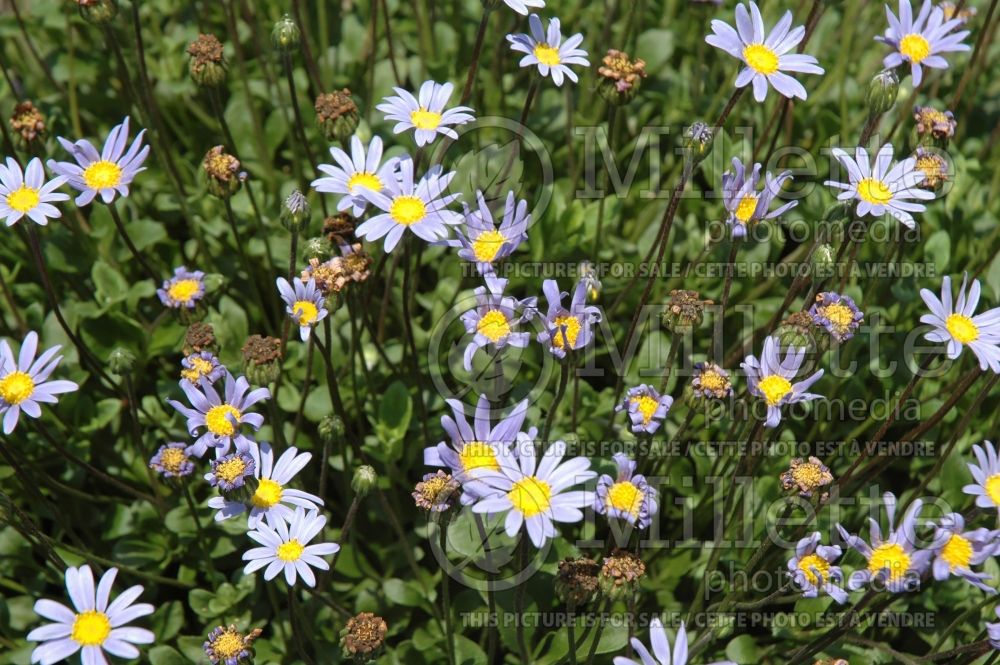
[0,371,34,405]
[629,394,661,425]
[551,315,582,349]
[899,33,931,63]
[821,303,855,334]
[985,474,1000,505]
[791,463,826,489]
[214,456,248,484]
[347,171,383,194]
[71,610,111,647]
[82,160,123,190]
[867,543,911,583]
[940,533,973,571]
[945,313,979,344]
[476,310,511,343]
[293,300,319,326]
[734,194,758,224]
[251,477,283,508]
[459,441,499,472]
[210,630,245,658]
[410,108,442,130]
[205,404,241,436]
[797,554,830,586]
[6,185,40,213]
[472,229,506,263]
[508,476,552,518]
[757,374,792,406]
[742,43,779,75]
[534,44,561,67]
[389,195,427,226]
[276,538,305,562]
[607,481,643,518]
[181,356,214,384]
[857,178,892,205]
[916,156,944,180]
[159,447,188,474]
[167,279,201,304]
[699,371,726,392]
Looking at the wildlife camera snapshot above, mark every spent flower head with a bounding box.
[315,89,360,142]
[10,101,46,146]
[187,34,227,87]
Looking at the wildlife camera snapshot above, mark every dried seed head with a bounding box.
[781,456,834,499]
[241,335,283,385]
[599,549,646,600]
[662,289,711,333]
[10,102,45,146]
[412,470,459,513]
[597,49,647,105]
[324,213,358,245]
[913,106,957,142]
[187,34,228,87]
[913,147,949,190]
[555,557,600,606]
[315,89,361,141]
[184,322,217,355]
[341,612,388,662]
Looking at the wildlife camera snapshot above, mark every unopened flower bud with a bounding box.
[315,89,361,142]
[272,15,301,53]
[75,0,118,24]
[187,35,228,88]
[865,68,899,117]
[683,121,714,167]
[108,347,136,375]
[319,414,346,444]
[811,243,836,278]
[281,190,311,233]
[352,465,377,497]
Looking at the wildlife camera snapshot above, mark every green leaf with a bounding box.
[91,260,128,305]
[726,634,760,663]
[148,645,189,665]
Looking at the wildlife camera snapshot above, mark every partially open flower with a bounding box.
[187,34,227,88]
[555,557,600,606]
[10,102,45,146]
[597,49,647,105]
[341,612,388,662]
[202,146,244,199]
[149,443,195,480]
[315,89,360,142]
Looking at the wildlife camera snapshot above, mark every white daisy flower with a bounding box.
[208,441,323,528]
[311,135,399,216]
[470,438,595,549]
[920,273,1000,372]
[376,81,475,147]
[243,507,340,587]
[356,157,462,252]
[504,0,545,15]
[705,0,824,102]
[507,15,589,86]
[825,144,934,228]
[0,331,78,435]
[614,617,736,665]
[27,565,154,665]
[0,157,68,227]
[963,441,1000,510]
[877,0,970,87]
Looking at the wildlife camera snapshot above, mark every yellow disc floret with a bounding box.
[410,108,442,130]
[607,481,643,518]
[390,195,427,226]
[71,610,111,647]
[899,33,931,63]
[534,44,561,67]
[205,404,241,436]
[251,478,283,508]
[477,310,511,343]
[209,629,245,659]
[347,172,383,194]
[551,315,582,349]
[214,456,248,484]
[742,43,779,75]
[945,313,979,344]
[82,160,123,190]
[508,476,552,517]
[167,279,201,304]
[630,394,661,425]
[7,185,40,213]
[797,554,831,586]
[985,474,1000,505]
[940,533,973,571]
[734,194,758,224]
[292,300,319,326]
[757,374,792,406]
[472,229,506,263]
[857,178,893,206]
[867,543,911,583]
[459,442,499,472]
[0,371,34,405]
[277,538,305,562]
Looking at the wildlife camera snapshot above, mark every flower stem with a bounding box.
[286,585,317,665]
[107,201,159,283]
[541,360,571,444]
[439,520,456,665]
[460,7,492,105]
[515,538,530,662]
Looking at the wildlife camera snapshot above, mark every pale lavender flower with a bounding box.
[741,335,823,428]
[376,81,474,146]
[460,277,536,371]
[166,370,270,458]
[149,443,195,479]
[927,512,999,592]
[0,331,78,435]
[920,273,1000,373]
[721,157,797,237]
[613,617,735,665]
[615,385,673,435]
[311,135,399,216]
[537,278,602,358]
[0,157,68,226]
[809,292,864,342]
[504,0,545,14]
[180,351,225,388]
[877,0,970,87]
[157,266,206,309]
[277,276,329,342]
[47,116,149,206]
[705,1,824,102]
[963,441,1000,510]
[594,453,658,528]
[507,15,589,86]
[787,532,848,603]
[446,190,530,275]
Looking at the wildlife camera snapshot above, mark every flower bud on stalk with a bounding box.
[351,464,377,497]
[108,347,136,376]
[281,190,311,233]
[75,0,118,24]
[271,14,301,53]
[865,68,899,117]
[682,121,714,169]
